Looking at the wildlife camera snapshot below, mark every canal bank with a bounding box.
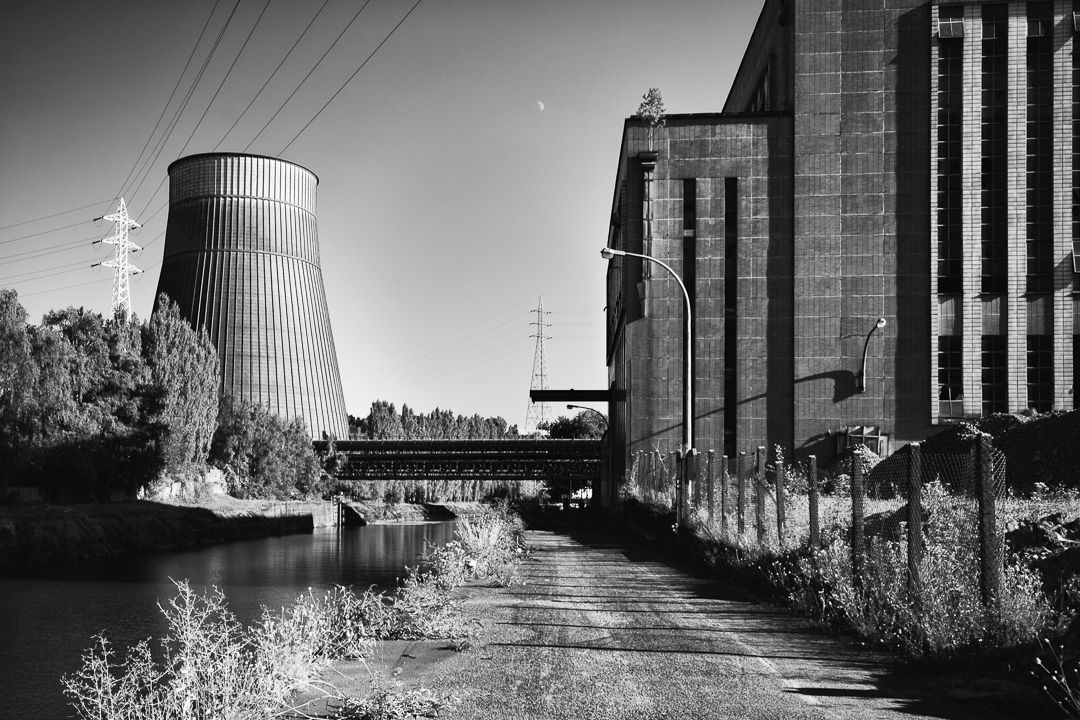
[0,519,461,719]
[0,498,477,571]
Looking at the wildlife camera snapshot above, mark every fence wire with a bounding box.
[620,437,1009,612]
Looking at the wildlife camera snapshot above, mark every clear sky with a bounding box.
[0,0,764,429]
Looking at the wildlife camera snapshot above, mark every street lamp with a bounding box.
[566,404,608,430]
[600,246,693,453]
[856,317,887,394]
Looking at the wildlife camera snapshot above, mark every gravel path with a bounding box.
[309,526,1042,719]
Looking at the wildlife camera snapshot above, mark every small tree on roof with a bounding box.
[637,87,666,151]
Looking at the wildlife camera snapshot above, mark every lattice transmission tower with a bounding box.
[97,197,141,321]
[524,297,551,434]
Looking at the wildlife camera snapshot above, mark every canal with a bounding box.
[0,521,456,719]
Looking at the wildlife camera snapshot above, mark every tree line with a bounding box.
[0,290,320,502]
[348,401,605,440]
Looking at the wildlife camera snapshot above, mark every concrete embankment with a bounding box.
[0,501,319,571]
[0,499,475,572]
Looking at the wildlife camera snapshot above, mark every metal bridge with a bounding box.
[314,438,601,488]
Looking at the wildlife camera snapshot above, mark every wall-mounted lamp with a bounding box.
[856,317,887,394]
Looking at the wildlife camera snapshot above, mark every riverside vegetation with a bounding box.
[62,502,526,719]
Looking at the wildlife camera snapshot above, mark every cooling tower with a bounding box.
[156,152,349,439]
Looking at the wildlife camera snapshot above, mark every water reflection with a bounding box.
[0,521,455,720]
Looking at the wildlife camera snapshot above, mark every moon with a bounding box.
[537,100,544,111]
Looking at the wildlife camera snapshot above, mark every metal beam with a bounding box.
[529,389,620,403]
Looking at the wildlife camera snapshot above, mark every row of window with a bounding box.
[937,334,1053,417]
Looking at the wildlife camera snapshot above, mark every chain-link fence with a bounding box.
[620,434,1009,612]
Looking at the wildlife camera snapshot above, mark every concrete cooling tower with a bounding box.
[156,152,349,439]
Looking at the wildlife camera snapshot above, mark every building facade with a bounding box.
[157,153,349,439]
[605,0,1078,479]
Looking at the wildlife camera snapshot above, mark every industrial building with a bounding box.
[603,0,1079,478]
[157,153,349,440]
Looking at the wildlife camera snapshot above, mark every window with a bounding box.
[1028,294,1052,411]
[938,35,963,295]
[841,426,890,458]
[982,336,1007,415]
[939,6,964,38]
[939,335,964,418]
[1028,2,1054,293]
[982,4,1008,295]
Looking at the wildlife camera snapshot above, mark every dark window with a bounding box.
[723,177,737,457]
[1075,19,1080,275]
[1028,335,1053,411]
[982,3,1007,294]
[939,335,964,418]
[1028,1,1053,293]
[982,335,1007,415]
[938,35,963,294]
[1028,293,1052,411]
[1075,333,1080,410]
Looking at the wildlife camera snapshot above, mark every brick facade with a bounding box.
[604,0,1077,477]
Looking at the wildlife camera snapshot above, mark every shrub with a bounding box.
[768,482,1054,658]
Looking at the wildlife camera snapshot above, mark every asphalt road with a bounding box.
[306,525,1046,719]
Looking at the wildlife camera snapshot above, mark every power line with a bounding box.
[127,0,244,208]
[0,236,99,265]
[280,0,425,155]
[18,275,109,299]
[0,219,94,247]
[116,0,225,199]
[0,199,112,233]
[214,0,332,151]
[243,0,375,153]
[0,259,94,284]
[175,0,274,158]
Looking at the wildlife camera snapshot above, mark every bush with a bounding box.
[64,504,530,718]
[768,482,1054,658]
[210,397,322,499]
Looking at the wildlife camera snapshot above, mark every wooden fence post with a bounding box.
[775,445,786,548]
[674,451,683,524]
[756,446,767,545]
[707,450,716,523]
[681,450,694,524]
[737,451,747,535]
[692,449,702,509]
[851,452,866,586]
[808,455,820,548]
[978,435,1002,610]
[907,442,924,601]
[720,454,730,536]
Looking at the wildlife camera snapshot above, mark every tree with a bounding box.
[637,87,666,151]
[541,410,606,439]
[0,290,35,446]
[210,397,322,499]
[144,294,219,473]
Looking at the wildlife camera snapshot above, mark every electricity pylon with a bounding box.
[524,297,551,434]
[98,197,141,321]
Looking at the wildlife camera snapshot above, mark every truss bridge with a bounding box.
[315,438,601,489]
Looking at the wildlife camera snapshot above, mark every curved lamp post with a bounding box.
[566,404,609,430]
[856,317,887,394]
[600,247,693,453]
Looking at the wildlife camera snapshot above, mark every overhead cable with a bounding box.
[175,0,274,158]
[0,199,113,233]
[116,0,225,199]
[243,0,375,152]
[127,0,244,208]
[280,0,425,155]
[214,0,332,151]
